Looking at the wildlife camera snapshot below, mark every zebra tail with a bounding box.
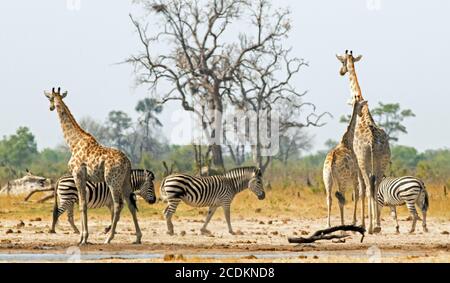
[52,178,60,224]
[421,187,429,212]
[159,177,168,202]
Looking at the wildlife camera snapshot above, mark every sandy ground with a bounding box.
[0,213,449,263]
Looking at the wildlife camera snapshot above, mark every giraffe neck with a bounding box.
[340,102,359,149]
[347,65,376,127]
[348,65,364,102]
[359,103,376,126]
[54,97,88,151]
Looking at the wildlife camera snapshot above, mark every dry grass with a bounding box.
[1,182,448,223]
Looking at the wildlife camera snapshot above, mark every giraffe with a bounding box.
[323,99,367,228]
[336,50,391,234]
[44,87,142,244]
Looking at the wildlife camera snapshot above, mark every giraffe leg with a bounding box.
[390,206,399,234]
[373,177,382,233]
[361,173,374,234]
[338,198,345,226]
[326,191,332,228]
[223,204,235,235]
[67,205,80,234]
[358,172,366,229]
[201,206,218,235]
[73,165,89,245]
[164,199,180,236]
[352,181,359,225]
[324,170,333,228]
[103,203,113,234]
[104,189,123,244]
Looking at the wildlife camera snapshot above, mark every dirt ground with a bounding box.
[0,213,449,262]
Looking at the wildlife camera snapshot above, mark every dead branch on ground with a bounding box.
[288,225,366,244]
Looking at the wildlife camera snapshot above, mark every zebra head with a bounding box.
[138,170,156,204]
[248,168,265,200]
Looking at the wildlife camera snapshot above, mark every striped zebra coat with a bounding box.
[50,169,155,234]
[160,166,265,235]
[377,176,429,233]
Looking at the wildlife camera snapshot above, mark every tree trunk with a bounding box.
[210,144,224,170]
[206,82,225,171]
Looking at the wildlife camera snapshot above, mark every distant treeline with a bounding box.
[1,126,449,191]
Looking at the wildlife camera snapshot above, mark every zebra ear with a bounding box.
[255,168,262,177]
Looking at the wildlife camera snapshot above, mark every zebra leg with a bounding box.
[422,209,428,233]
[417,192,429,233]
[164,200,180,236]
[67,205,80,234]
[406,202,418,233]
[390,206,399,234]
[223,205,235,235]
[201,206,218,235]
[124,194,142,244]
[50,202,64,234]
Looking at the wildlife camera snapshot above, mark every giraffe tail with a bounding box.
[335,191,346,206]
[369,144,377,198]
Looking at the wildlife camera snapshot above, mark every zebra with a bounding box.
[160,166,265,235]
[49,169,156,234]
[376,176,429,234]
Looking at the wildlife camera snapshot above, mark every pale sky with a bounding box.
[0,0,449,153]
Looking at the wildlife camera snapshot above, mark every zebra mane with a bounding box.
[224,166,258,177]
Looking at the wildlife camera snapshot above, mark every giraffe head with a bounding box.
[44,87,67,111]
[336,50,363,104]
[336,50,362,76]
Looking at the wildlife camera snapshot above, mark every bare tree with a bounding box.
[277,128,313,166]
[227,2,330,172]
[128,0,304,171]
